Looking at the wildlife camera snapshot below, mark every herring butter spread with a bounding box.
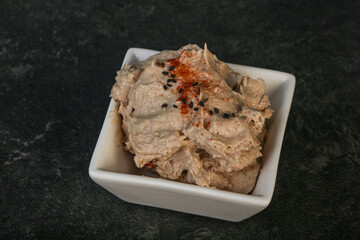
[111,44,272,194]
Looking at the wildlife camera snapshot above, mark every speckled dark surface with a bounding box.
[1,0,359,239]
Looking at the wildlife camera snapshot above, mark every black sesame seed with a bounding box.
[169,65,175,71]
[167,83,172,87]
[196,88,200,95]
[209,110,213,115]
[182,98,186,104]
[171,79,177,83]
[162,71,168,75]
[214,108,219,113]
[223,113,230,119]
[173,105,178,108]
[199,101,204,107]
[232,113,235,117]
[167,79,172,83]
[162,103,168,108]
[178,88,183,93]
[203,98,209,102]
[189,101,193,108]
[192,82,199,86]
[171,74,175,78]
[194,107,199,111]
[163,85,168,90]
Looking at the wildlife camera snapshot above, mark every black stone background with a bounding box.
[1,0,359,239]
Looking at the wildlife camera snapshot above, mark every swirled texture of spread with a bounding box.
[111,44,272,193]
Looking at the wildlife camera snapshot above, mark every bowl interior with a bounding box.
[91,48,295,199]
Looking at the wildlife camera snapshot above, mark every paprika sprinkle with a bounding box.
[167,50,212,116]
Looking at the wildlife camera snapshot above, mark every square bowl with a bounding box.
[89,47,295,222]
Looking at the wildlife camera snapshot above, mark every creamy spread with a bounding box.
[111,44,272,194]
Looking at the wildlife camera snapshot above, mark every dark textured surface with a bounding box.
[1,0,359,239]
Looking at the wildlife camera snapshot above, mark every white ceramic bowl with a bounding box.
[89,48,295,222]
